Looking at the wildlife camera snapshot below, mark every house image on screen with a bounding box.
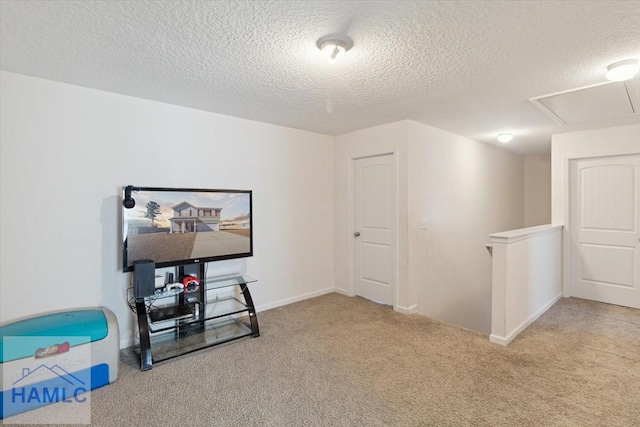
[169,202,222,233]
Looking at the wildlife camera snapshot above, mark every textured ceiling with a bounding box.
[2,1,639,155]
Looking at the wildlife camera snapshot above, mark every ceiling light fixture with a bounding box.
[317,36,353,64]
[497,133,513,143]
[605,59,639,82]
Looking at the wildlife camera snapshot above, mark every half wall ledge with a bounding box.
[489,224,563,346]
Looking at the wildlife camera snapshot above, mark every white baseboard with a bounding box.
[254,287,337,312]
[489,334,508,346]
[333,287,353,297]
[394,304,418,314]
[490,293,563,346]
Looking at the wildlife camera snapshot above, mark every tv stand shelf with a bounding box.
[134,270,259,371]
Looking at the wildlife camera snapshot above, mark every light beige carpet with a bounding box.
[5,293,639,426]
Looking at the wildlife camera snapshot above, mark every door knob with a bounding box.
[354,232,361,237]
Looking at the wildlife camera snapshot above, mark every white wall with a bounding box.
[551,123,640,296]
[524,154,551,227]
[406,121,524,333]
[0,71,335,348]
[0,70,540,346]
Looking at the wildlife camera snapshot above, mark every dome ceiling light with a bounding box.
[497,133,513,143]
[605,59,639,82]
[317,36,353,64]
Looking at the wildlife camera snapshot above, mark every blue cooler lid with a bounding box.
[0,310,108,363]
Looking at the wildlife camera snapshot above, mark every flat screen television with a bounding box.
[122,186,252,272]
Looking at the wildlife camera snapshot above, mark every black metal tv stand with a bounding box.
[134,264,259,371]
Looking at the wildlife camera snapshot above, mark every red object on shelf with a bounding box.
[182,275,200,293]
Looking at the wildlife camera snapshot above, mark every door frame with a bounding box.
[565,152,639,298]
[347,152,399,309]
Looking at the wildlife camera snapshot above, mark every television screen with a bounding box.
[122,186,252,272]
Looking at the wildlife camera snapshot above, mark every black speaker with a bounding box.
[134,260,156,299]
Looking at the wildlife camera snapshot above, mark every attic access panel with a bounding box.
[531,81,637,124]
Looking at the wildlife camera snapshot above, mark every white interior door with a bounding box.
[354,154,395,305]
[570,154,640,309]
